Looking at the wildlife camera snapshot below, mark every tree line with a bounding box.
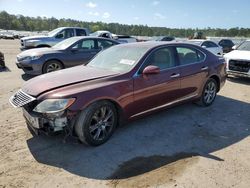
[1,11,250,37]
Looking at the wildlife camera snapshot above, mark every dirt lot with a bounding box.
[0,39,249,188]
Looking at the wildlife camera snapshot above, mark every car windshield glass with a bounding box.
[87,45,150,73]
[48,28,63,37]
[52,37,79,49]
[90,31,100,37]
[237,41,250,51]
[188,40,202,46]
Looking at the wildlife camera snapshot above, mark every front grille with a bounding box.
[9,89,36,108]
[229,60,250,73]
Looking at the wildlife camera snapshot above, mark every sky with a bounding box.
[0,0,250,29]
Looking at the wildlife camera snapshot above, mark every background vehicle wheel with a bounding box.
[196,78,218,107]
[42,60,63,73]
[74,101,117,146]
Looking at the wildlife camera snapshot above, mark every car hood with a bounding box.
[17,47,59,58]
[224,50,250,60]
[22,66,118,97]
[21,35,49,41]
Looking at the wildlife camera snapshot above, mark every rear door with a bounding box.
[132,46,181,116]
[176,46,208,98]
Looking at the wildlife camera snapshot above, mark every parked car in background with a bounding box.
[10,42,226,146]
[224,40,250,78]
[1,32,15,40]
[157,36,175,41]
[0,51,5,68]
[218,39,235,53]
[90,30,115,39]
[90,30,137,43]
[188,39,223,56]
[16,36,120,75]
[20,27,89,50]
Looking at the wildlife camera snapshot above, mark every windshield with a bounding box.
[48,28,63,37]
[188,40,203,46]
[87,45,150,73]
[89,31,100,37]
[237,41,250,51]
[52,37,79,49]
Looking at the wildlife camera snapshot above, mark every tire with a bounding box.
[42,60,63,74]
[74,101,118,146]
[196,78,218,107]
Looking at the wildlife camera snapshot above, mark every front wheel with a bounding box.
[74,101,117,146]
[42,60,63,74]
[197,78,218,106]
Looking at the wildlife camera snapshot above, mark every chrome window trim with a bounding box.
[133,45,178,77]
[133,44,207,78]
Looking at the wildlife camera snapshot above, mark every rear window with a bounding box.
[76,29,87,36]
[177,47,205,65]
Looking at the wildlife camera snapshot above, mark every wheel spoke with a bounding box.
[93,128,101,140]
[102,127,108,138]
[104,110,113,122]
[89,123,99,133]
[92,113,100,122]
[100,107,106,119]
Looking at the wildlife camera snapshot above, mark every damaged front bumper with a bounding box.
[22,108,69,135]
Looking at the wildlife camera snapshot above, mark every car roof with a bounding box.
[57,27,88,30]
[116,41,203,49]
[68,36,120,43]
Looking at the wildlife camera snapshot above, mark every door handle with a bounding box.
[170,73,180,78]
[201,66,208,71]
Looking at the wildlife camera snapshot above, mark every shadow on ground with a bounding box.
[0,66,11,72]
[27,95,250,180]
[227,76,250,85]
[21,73,36,81]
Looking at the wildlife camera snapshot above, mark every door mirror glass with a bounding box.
[143,65,160,75]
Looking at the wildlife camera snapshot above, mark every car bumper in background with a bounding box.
[227,70,250,78]
[16,60,43,75]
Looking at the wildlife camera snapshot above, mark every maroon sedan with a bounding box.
[10,42,226,146]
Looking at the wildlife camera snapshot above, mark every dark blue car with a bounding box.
[16,36,120,75]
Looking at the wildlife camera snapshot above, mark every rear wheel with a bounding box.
[75,101,117,146]
[42,60,63,74]
[196,78,218,106]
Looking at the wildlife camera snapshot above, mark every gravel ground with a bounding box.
[0,39,249,188]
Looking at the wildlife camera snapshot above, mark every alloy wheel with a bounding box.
[89,106,115,141]
[204,81,216,104]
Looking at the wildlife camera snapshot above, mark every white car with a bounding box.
[189,39,223,56]
[224,40,250,78]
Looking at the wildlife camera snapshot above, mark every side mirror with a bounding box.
[56,33,63,39]
[201,45,207,48]
[71,48,79,53]
[142,65,160,75]
[232,45,237,50]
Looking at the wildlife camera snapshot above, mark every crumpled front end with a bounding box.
[9,89,73,135]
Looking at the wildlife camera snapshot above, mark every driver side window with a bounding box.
[56,29,74,39]
[141,47,176,72]
[72,40,95,50]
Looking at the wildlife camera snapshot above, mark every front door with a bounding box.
[132,47,181,116]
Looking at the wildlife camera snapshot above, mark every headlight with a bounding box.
[33,98,75,113]
[21,55,43,61]
[25,40,39,47]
